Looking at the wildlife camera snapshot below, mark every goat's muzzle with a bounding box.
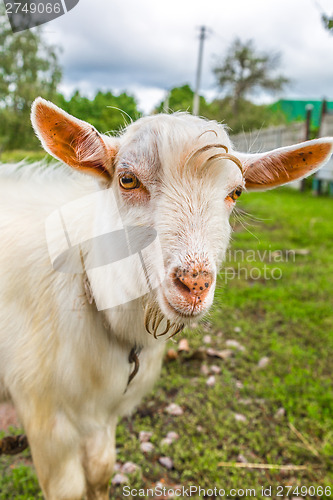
[173,267,213,304]
[162,260,215,319]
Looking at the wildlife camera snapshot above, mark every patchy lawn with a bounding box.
[1,188,332,499]
[0,150,51,164]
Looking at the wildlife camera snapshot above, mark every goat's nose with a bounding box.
[173,268,213,302]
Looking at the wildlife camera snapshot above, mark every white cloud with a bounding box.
[42,0,333,113]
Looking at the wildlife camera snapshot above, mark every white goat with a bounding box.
[0,97,332,500]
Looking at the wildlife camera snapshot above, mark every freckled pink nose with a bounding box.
[173,267,213,303]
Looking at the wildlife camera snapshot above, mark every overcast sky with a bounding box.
[42,0,333,113]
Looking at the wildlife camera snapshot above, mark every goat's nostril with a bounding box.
[174,277,191,294]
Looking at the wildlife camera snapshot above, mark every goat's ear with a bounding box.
[31,97,118,181]
[237,138,333,191]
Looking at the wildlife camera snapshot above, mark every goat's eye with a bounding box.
[226,186,243,202]
[119,173,140,190]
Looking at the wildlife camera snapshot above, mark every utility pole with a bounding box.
[163,90,170,113]
[193,26,207,116]
[302,103,314,192]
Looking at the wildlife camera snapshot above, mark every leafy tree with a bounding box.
[155,84,211,115]
[155,84,287,134]
[213,38,289,114]
[322,13,333,32]
[56,90,141,135]
[204,96,287,134]
[0,5,62,150]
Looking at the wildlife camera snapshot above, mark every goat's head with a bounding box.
[32,98,333,331]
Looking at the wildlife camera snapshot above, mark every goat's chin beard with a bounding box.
[143,277,216,339]
[143,292,200,340]
[143,287,211,341]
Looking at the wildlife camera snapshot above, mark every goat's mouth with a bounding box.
[143,285,214,340]
[160,289,213,323]
[157,261,216,323]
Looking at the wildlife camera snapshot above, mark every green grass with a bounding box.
[0,150,52,164]
[1,188,332,499]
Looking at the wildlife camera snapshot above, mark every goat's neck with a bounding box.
[93,291,165,350]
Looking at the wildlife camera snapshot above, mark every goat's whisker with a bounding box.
[232,210,261,243]
[234,207,272,223]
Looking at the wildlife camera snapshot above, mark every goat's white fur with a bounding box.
[1,100,332,500]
